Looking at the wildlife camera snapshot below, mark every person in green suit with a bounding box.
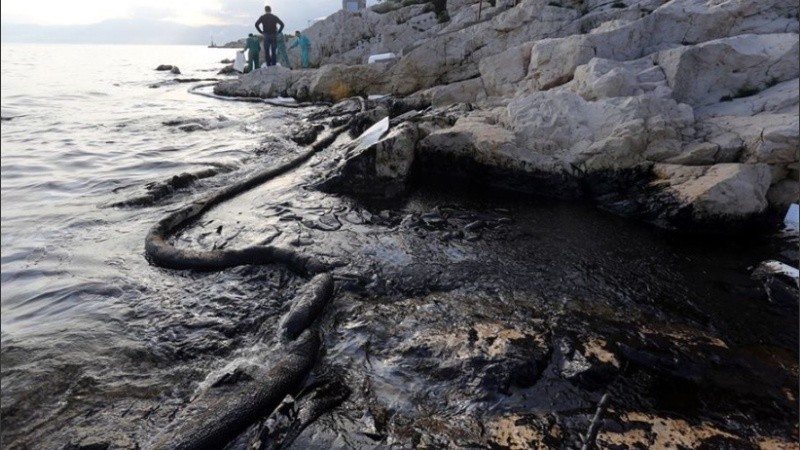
[244,33,261,72]
[289,30,311,68]
[276,34,291,69]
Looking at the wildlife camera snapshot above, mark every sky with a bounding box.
[0,0,368,42]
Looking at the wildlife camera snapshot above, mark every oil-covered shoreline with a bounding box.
[2,49,797,448]
[120,101,800,448]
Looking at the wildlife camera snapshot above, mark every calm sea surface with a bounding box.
[1,43,797,449]
[1,44,299,447]
[2,43,269,337]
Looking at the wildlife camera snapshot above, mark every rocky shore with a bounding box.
[2,29,797,450]
[214,0,799,231]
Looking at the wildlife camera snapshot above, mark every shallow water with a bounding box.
[1,44,305,447]
[1,44,798,449]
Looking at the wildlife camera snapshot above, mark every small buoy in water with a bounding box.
[785,203,799,230]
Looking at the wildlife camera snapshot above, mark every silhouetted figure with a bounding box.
[255,6,285,66]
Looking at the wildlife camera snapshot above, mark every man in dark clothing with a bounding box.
[255,6,284,66]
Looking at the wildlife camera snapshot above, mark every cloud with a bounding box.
[1,0,356,31]
[202,0,259,26]
[127,6,174,21]
[1,0,382,42]
[205,0,342,32]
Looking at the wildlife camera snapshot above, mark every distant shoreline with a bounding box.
[208,43,244,49]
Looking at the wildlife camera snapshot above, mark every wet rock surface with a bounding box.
[160,108,798,448]
[4,99,797,450]
[317,121,419,199]
[148,77,219,89]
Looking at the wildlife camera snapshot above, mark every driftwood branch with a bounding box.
[581,392,611,450]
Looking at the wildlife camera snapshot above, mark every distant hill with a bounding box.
[209,38,248,49]
[0,19,251,45]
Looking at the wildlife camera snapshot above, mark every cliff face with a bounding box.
[218,0,799,229]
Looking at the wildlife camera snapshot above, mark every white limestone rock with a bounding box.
[656,33,799,107]
[223,0,799,227]
[575,0,669,35]
[649,0,798,45]
[664,142,723,166]
[440,1,494,32]
[698,114,799,164]
[767,179,800,209]
[213,66,298,97]
[306,64,391,101]
[526,0,799,91]
[653,163,773,219]
[408,78,487,107]
[479,43,534,97]
[419,112,567,172]
[570,56,672,101]
[390,0,580,95]
[302,5,443,66]
[491,0,580,34]
[673,78,799,170]
[317,122,419,198]
[214,63,392,101]
[500,91,694,171]
[695,79,799,119]
[572,59,641,101]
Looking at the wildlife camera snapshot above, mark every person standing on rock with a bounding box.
[289,30,311,68]
[277,34,291,68]
[244,33,262,72]
[255,6,285,66]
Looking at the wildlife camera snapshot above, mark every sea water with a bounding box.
[1,44,298,447]
[2,43,273,337]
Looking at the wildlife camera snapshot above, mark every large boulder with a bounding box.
[674,78,799,173]
[407,78,487,107]
[569,56,673,101]
[213,66,298,97]
[213,63,391,101]
[694,78,799,119]
[317,120,419,198]
[525,0,799,91]
[767,179,800,210]
[698,114,799,165]
[681,78,799,177]
[479,42,534,97]
[418,112,580,196]
[651,163,773,221]
[307,64,391,101]
[656,33,799,107]
[499,91,695,171]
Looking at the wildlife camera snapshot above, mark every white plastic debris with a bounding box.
[353,116,389,149]
[754,260,800,281]
[264,96,298,106]
[368,94,390,100]
[368,53,397,64]
[233,51,246,73]
[785,203,799,230]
